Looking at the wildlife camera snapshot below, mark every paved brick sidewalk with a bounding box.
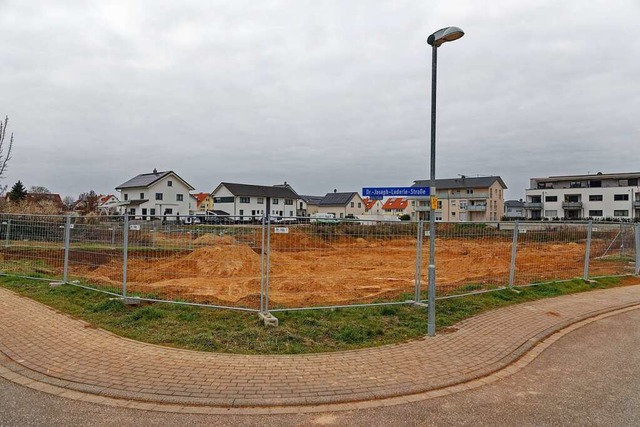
[1,285,640,409]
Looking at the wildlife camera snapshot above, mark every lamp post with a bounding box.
[426,26,464,337]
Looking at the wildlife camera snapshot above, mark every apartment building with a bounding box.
[410,176,507,222]
[210,182,300,220]
[524,172,640,220]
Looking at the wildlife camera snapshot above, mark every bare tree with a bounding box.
[0,116,15,194]
[29,185,51,194]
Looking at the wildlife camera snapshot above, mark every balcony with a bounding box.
[466,204,487,212]
[524,202,542,209]
[562,201,583,209]
[414,205,431,212]
[634,200,640,208]
[439,192,489,200]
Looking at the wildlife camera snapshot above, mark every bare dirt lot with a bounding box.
[57,226,633,308]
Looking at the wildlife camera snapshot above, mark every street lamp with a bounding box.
[426,26,464,337]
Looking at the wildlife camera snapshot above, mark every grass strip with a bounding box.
[0,275,635,355]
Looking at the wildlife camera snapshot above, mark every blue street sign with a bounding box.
[362,187,430,198]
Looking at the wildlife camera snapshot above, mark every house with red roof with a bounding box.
[382,197,410,217]
[362,197,384,215]
[193,192,214,212]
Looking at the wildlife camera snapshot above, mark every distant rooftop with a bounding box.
[413,176,507,190]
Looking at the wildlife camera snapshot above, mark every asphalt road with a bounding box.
[1,309,639,427]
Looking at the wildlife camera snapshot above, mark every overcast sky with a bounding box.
[2,0,639,200]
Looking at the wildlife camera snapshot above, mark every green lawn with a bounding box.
[0,275,634,355]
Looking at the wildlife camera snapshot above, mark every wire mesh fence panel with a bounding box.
[66,215,124,295]
[427,222,514,297]
[513,222,589,285]
[120,216,263,310]
[266,217,419,310]
[0,213,66,281]
[589,222,636,277]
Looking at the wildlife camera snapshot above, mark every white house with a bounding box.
[210,182,301,221]
[316,191,366,218]
[504,200,525,219]
[524,172,640,220]
[97,194,120,215]
[115,169,195,220]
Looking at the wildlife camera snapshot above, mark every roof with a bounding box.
[116,170,195,191]
[362,198,379,210]
[505,200,524,207]
[382,197,408,210]
[533,171,640,182]
[412,176,507,190]
[319,192,359,206]
[299,195,324,205]
[215,182,299,199]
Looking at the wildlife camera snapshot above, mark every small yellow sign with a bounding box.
[431,196,438,210]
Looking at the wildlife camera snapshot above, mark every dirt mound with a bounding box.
[193,234,237,245]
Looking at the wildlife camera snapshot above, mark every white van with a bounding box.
[310,213,338,224]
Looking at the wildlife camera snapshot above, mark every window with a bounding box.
[139,192,144,199]
[629,178,638,186]
[570,181,582,188]
[490,189,493,197]
[545,210,558,217]
[272,198,279,205]
[285,199,293,205]
[350,202,354,208]
[466,189,473,194]
[150,208,156,216]
[589,210,603,217]
[452,212,456,216]
[239,210,244,216]
[168,180,173,187]
[128,208,135,215]
[176,194,183,201]
[614,210,629,217]
[614,194,629,201]
[213,197,234,203]
[545,196,558,202]
[289,211,293,216]
[165,208,173,215]
[589,180,601,188]
[257,198,264,204]
[589,195,603,201]
[155,193,163,200]
[124,194,128,201]
[437,201,442,209]
[240,197,250,203]
[358,202,362,208]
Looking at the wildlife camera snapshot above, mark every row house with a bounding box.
[411,176,507,222]
[210,182,300,220]
[524,172,640,220]
[363,198,384,215]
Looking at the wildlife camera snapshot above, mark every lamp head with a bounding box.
[427,27,464,47]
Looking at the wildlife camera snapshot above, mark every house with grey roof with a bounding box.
[411,175,507,222]
[210,182,301,221]
[115,169,195,220]
[315,191,366,218]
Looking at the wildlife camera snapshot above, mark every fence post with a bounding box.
[122,214,129,298]
[414,220,423,302]
[265,215,271,312]
[635,223,640,276]
[508,220,519,289]
[260,215,266,312]
[4,219,11,248]
[62,215,71,282]
[583,220,593,281]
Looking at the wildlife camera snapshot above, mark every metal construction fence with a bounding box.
[0,213,638,316]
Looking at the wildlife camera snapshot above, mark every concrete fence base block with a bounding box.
[584,279,598,284]
[121,297,141,306]
[259,312,279,327]
[49,282,64,288]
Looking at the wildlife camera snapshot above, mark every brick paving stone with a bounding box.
[1,285,640,408]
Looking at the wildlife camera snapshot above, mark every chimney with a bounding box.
[334,189,337,193]
[153,168,158,174]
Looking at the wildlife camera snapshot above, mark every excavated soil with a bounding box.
[67,228,633,308]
